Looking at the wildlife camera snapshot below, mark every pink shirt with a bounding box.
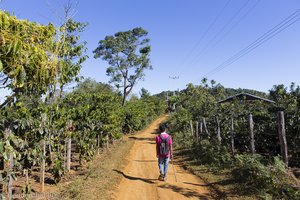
[156,132,172,158]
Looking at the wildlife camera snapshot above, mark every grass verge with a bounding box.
[57,137,134,200]
[174,146,257,200]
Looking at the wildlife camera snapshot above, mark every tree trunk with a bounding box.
[48,135,53,165]
[195,121,199,140]
[41,139,46,193]
[48,115,53,164]
[4,128,13,200]
[122,74,128,106]
[24,169,29,195]
[59,84,64,99]
[278,111,288,166]
[40,113,47,193]
[122,91,127,106]
[66,138,71,171]
[25,169,29,186]
[66,120,73,171]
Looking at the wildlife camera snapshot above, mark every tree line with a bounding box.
[166,79,300,198]
[0,9,162,199]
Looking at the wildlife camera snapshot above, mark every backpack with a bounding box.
[159,135,170,155]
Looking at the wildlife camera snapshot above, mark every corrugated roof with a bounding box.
[218,93,275,104]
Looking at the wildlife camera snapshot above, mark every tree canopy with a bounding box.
[56,18,88,98]
[0,11,57,97]
[93,27,151,106]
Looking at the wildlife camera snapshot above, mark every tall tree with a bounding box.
[56,18,87,98]
[74,78,114,95]
[93,27,151,106]
[140,88,150,99]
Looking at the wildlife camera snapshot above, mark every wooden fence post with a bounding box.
[199,121,203,140]
[4,128,13,200]
[230,118,235,154]
[97,134,100,154]
[100,131,103,148]
[48,114,53,164]
[22,169,30,196]
[216,117,221,143]
[202,117,209,138]
[249,114,255,154]
[66,120,72,171]
[41,138,46,193]
[48,134,53,164]
[189,120,194,137]
[106,134,109,149]
[63,141,66,170]
[25,169,29,188]
[278,111,288,166]
[40,113,46,193]
[195,121,199,140]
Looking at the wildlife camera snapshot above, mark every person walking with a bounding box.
[156,124,173,181]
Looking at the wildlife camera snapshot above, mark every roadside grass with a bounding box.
[174,146,257,200]
[172,133,257,200]
[172,134,300,200]
[57,137,134,200]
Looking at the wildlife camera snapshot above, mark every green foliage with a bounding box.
[0,11,165,186]
[168,108,191,134]
[269,84,300,166]
[123,95,166,133]
[0,10,57,95]
[167,81,300,166]
[93,27,152,106]
[52,156,65,184]
[74,78,114,95]
[140,88,150,99]
[56,19,88,96]
[232,154,272,192]
[167,80,300,198]
[193,140,232,167]
[232,155,298,199]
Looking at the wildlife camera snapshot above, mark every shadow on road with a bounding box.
[150,129,160,135]
[128,136,154,141]
[113,169,157,184]
[183,182,207,187]
[158,184,210,200]
[183,180,231,199]
[174,147,233,199]
[133,160,157,163]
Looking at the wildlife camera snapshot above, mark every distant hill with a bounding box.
[153,84,268,102]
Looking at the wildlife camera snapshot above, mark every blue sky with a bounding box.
[1,0,300,100]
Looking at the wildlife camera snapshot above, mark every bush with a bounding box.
[123,97,165,133]
[232,154,271,193]
[172,131,194,149]
[193,140,233,168]
[231,154,299,198]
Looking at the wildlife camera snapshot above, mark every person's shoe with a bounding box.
[158,174,164,181]
[163,176,167,181]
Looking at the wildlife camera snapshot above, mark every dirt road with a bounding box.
[113,116,211,200]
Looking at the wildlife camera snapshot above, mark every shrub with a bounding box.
[192,140,233,168]
[231,154,299,198]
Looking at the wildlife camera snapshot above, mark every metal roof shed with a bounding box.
[218,92,275,104]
